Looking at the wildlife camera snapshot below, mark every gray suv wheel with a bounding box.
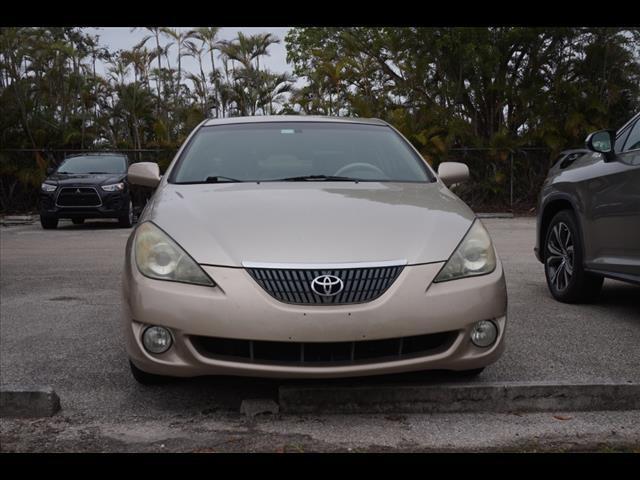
[544,210,603,303]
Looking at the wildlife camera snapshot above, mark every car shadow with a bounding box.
[594,280,640,315]
[56,219,133,230]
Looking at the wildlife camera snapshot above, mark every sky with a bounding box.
[86,27,295,81]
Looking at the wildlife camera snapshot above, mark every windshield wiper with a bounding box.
[87,171,110,174]
[272,175,361,182]
[204,176,243,183]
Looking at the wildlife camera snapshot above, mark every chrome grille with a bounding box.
[56,187,101,207]
[246,265,404,305]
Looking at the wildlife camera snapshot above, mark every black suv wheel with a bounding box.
[118,200,134,228]
[544,210,603,303]
[40,215,58,229]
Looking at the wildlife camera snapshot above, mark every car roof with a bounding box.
[203,115,389,127]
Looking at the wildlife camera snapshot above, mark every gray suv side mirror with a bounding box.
[585,130,616,162]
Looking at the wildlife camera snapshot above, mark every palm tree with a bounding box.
[188,27,222,76]
[250,32,280,70]
[183,39,208,102]
[160,28,193,85]
[106,51,130,86]
[259,71,295,114]
[133,27,164,113]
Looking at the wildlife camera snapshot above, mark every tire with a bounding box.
[543,210,603,303]
[72,218,85,225]
[129,360,172,385]
[118,200,134,228]
[40,215,58,229]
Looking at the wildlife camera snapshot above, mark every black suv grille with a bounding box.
[56,187,101,207]
[246,265,404,305]
[191,331,457,366]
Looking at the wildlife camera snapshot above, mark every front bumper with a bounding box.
[40,188,130,219]
[122,246,508,379]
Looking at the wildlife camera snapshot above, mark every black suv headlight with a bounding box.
[101,182,125,192]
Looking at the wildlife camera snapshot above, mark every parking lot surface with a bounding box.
[1,217,639,451]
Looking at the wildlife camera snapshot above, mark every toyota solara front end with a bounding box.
[121,116,507,384]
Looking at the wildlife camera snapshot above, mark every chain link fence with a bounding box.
[0,147,553,214]
[441,148,552,212]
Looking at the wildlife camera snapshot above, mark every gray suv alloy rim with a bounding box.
[546,222,574,292]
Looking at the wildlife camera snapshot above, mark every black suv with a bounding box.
[40,153,134,229]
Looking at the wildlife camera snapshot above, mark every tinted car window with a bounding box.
[622,120,640,152]
[57,155,127,174]
[170,122,432,183]
[615,128,630,153]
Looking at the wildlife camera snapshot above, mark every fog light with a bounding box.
[142,326,173,354]
[470,320,498,348]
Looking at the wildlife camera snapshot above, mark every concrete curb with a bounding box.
[0,386,61,417]
[0,215,36,226]
[279,381,640,414]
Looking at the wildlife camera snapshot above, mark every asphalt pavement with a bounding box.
[1,217,639,451]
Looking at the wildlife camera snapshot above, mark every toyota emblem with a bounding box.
[311,274,344,297]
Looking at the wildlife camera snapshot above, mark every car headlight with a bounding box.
[102,182,125,192]
[134,222,214,286]
[41,183,57,192]
[434,219,496,282]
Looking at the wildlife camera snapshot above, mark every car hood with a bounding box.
[146,182,477,267]
[46,173,126,186]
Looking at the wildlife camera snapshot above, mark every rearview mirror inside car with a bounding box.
[128,162,161,188]
[585,130,616,162]
[438,162,469,187]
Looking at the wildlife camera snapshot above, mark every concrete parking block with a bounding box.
[279,381,640,414]
[1,214,36,223]
[0,386,61,417]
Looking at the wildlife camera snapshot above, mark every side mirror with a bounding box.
[46,167,54,175]
[585,130,616,162]
[128,162,161,188]
[438,162,469,187]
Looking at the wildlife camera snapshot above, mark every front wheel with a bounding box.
[544,210,603,303]
[40,215,58,229]
[118,200,134,228]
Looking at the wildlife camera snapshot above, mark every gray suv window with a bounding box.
[622,119,640,152]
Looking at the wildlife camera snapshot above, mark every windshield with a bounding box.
[57,155,127,174]
[170,122,433,183]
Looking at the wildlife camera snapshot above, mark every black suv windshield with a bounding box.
[57,155,127,174]
[170,122,434,183]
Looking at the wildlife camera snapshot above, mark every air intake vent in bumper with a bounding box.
[191,331,457,367]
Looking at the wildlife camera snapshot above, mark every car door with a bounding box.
[582,115,640,279]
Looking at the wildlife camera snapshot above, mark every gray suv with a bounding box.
[535,112,640,303]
